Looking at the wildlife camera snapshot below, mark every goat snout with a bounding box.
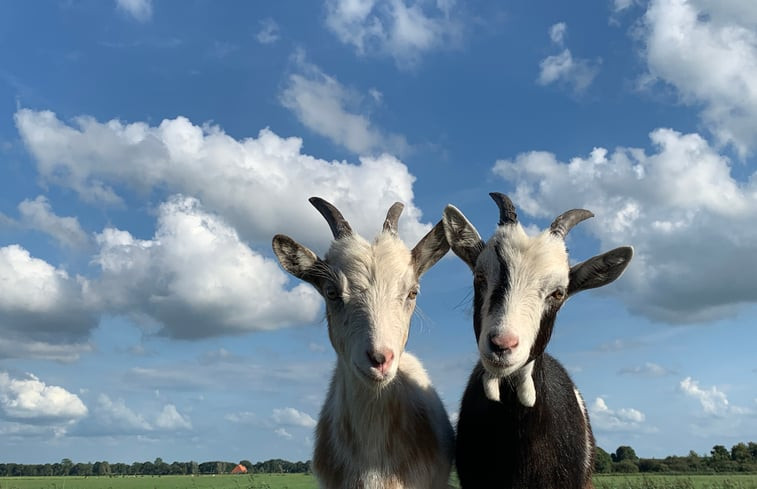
[488,332,519,354]
[367,348,395,374]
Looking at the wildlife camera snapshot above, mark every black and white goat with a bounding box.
[442,193,633,489]
[272,197,454,489]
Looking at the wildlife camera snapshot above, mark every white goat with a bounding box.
[442,193,633,489]
[272,197,454,489]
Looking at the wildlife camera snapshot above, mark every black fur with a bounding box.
[455,355,594,489]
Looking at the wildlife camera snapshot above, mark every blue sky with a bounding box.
[1,0,756,465]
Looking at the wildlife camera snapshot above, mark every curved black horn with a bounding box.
[550,209,594,238]
[309,197,353,239]
[382,202,404,235]
[489,192,518,226]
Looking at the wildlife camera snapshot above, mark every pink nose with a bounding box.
[367,348,395,374]
[489,333,519,353]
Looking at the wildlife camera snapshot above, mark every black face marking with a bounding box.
[529,302,561,361]
[488,242,511,315]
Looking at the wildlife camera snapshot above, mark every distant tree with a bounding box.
[61,458,73,476]
[732,443,751,463]
[639,458,668,472]
[189,461,199,475]
[614,460,640,473]
[594,447,613,473]
[240,460,253,472]
[613,446,639,464]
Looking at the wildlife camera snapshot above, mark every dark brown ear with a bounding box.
[411,220,450,278]
[272,234,320,285]
[568,246,633,296]
[442,204,484,271]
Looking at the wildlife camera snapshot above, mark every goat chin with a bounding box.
[482,361,536,407]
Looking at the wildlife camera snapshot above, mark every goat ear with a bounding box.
[442,204,484,271]
[411,220,450,277]
[568,246,633,296]
[272,234,320,284]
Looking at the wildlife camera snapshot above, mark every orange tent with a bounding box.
[231,464,248,474]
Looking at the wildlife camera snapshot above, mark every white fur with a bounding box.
[477,226,569,388]
[312,233,454,489]
[574,388,593,474]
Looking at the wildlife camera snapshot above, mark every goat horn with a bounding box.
[309,197,353,239]
[382,202,404,235]
[549,209,594,238]
[490,192,518,226]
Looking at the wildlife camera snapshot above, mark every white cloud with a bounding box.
[91,394,152,432]
[590,397,650,432]
[257,18,280,44]
[271,407,317,428]
[613,0,638,12]
[155,404,192,430]
[17,196,89,249]
[280,52,408,156]
[679,377,750,417]
[640,0,757,156]
[492,128,757,324]
[0,245,97,355]
[619,362,672,377]
[116,0,152,22]
[14,108,432,252]
[0,372,87,421]
[324,0,462,67]
[274,427,293,439]
[549,22,567,45]
[89,195,321,339]
[538,23,600,93]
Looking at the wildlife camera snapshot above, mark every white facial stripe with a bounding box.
[476,226,570,375]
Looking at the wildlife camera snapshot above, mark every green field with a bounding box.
[594,474,757,489]
[2,474,757,489]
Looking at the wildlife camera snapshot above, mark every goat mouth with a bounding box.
[481,355,518,377]
[354,363,393,386]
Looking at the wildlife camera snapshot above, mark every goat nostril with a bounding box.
[489,333,519,353]
[367,349,394,372]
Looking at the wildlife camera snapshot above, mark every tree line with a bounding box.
[595,442,757,474]
[2,442,756,477]
[0,457,311,477]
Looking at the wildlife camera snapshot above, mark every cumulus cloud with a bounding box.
[590,397,650,432]
[88,394,152,433]
[155,404,192,430]
[640,0,757,156]
[17,196,89,249]
[76,394,192,435]
[257,18,280,44]
[324,0,462,67]
[14,108,432,251]
[538,23,600,93]
[271,407,317,428]
[116,0,152,22]
[0,372,87,422]
[280,52,408,156]
[274,427,293,439]
[679,377,749,417]
[89,195,321,339]
[493,128,757,324]
[0,244,97,356]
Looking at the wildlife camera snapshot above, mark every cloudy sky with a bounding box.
[1,0,756,465]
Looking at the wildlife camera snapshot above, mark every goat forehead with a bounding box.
[481,227,569,284]
[326,234,415,291]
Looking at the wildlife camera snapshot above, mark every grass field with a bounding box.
[2,473,757,489]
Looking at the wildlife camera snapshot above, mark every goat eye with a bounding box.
[324,284,340,301]
[407,289,418,300]
[549,288,566,301]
